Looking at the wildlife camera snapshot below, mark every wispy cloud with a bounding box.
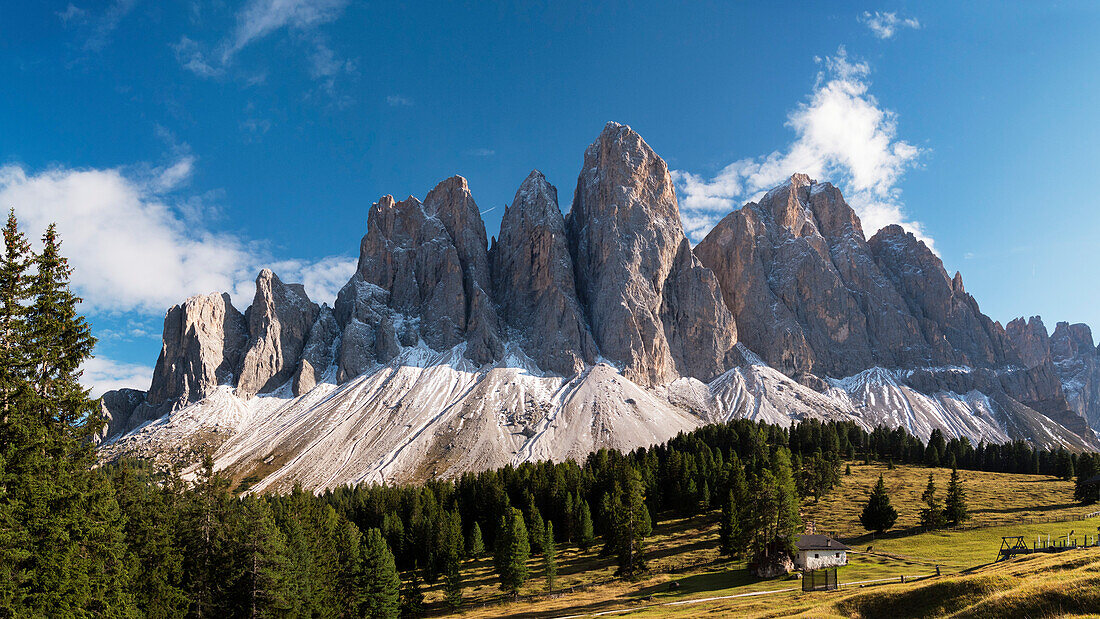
[386,94,414,107]
[224,0,348,63]
[859,11,921,39]
[672,47,927,247]
[57,0,140,51]
[175,0,353,92]
[465,148,496,157]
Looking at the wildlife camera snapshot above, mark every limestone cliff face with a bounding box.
[697,175,1016,379]
[1007,317,1100,429]
[293,304,339,396]
[352,178,503,367]
[696,175,924,380]
[146,292,248,406]
[491,170,597,375]
[566,122,738,386]
[868,225,1013,369]
[236,269,320,398]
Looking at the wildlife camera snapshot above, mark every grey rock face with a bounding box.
[334,274,402,382]
[292,304,340,395]
[566,122,737,386]
[1006,316,1052,369]
[423,176,504,364]
[868,225,1013,369]
[355,183,503,366]
[695,175,924,380]
[146,292,248,406]
[491,170,597,375]
[1007,318,1100,429]
[97,388,147,442]
[237,269,320,398]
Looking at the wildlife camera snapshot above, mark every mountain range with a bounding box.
[97,122,1100,492]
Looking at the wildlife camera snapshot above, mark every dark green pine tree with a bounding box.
[334,517,366,618]
[607,464,652,578]
[718,490,742,557]
[0,222,133,616]
[860,475,898,534]
[770,448,802,556]
[0,211,34,616]
[576,500,595,551]
[398,564,424,619]
[1075,453,1100,505]
[0,210,32,414]
[181,455,236,618]
[466,522,485,558]
[361,528,401,619]
[237,496,291,618]
[494,507,530,595]
[543,521,557,592]
[441,510,464,609]
[919,473,946,529]
[944,467,970,525]
[525,493,546,556]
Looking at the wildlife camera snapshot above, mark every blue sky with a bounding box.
[1,1,1097,394]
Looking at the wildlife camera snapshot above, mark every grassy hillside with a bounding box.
[427,463,1100,618]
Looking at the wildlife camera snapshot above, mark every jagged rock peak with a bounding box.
[869,225,1012,368]
[293,304,340,395]
[353,178,502,366]
[491,170,597,375]
[566,122,738,385]
[147,291,248,407]
[236,269,320,398]
[696,174,926,379]
[1006,316,1051,369]
[1051,322,1097,361]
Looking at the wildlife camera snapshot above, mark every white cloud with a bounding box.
[80,357,154,398]
[672,47,928,248]
[386,94,414,107]
[0,161,356,315]
[465,148,496,157]
[859,11,921,39]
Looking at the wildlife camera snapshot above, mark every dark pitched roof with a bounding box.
[795,534,851,551]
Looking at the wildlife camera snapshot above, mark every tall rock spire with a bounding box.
[566,122,738,385]
[491,170,597,375]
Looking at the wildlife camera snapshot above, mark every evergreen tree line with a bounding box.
[0,212,1094,616]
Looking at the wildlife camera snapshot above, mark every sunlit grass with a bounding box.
[425,463,1099,617]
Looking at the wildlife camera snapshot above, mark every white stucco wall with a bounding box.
[795,549,846,570]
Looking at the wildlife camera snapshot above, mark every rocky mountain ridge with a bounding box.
[97,122,1099,490]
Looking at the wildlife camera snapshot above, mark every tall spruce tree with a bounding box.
[544,521,557,592]
[576,500,595,551]
[860,475,898,534]
[944,467,970,525]
[0,222,132,616]
[361,528,401,619]
[607,464,651,577]
[494,507,530,594]
[237,496,290,618]
[467,522,485,558]
[334,517,366,618]
[718,490,741,557]
[1075,453,1100,505]
[441,510,463,609]
[919,473,946,528]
